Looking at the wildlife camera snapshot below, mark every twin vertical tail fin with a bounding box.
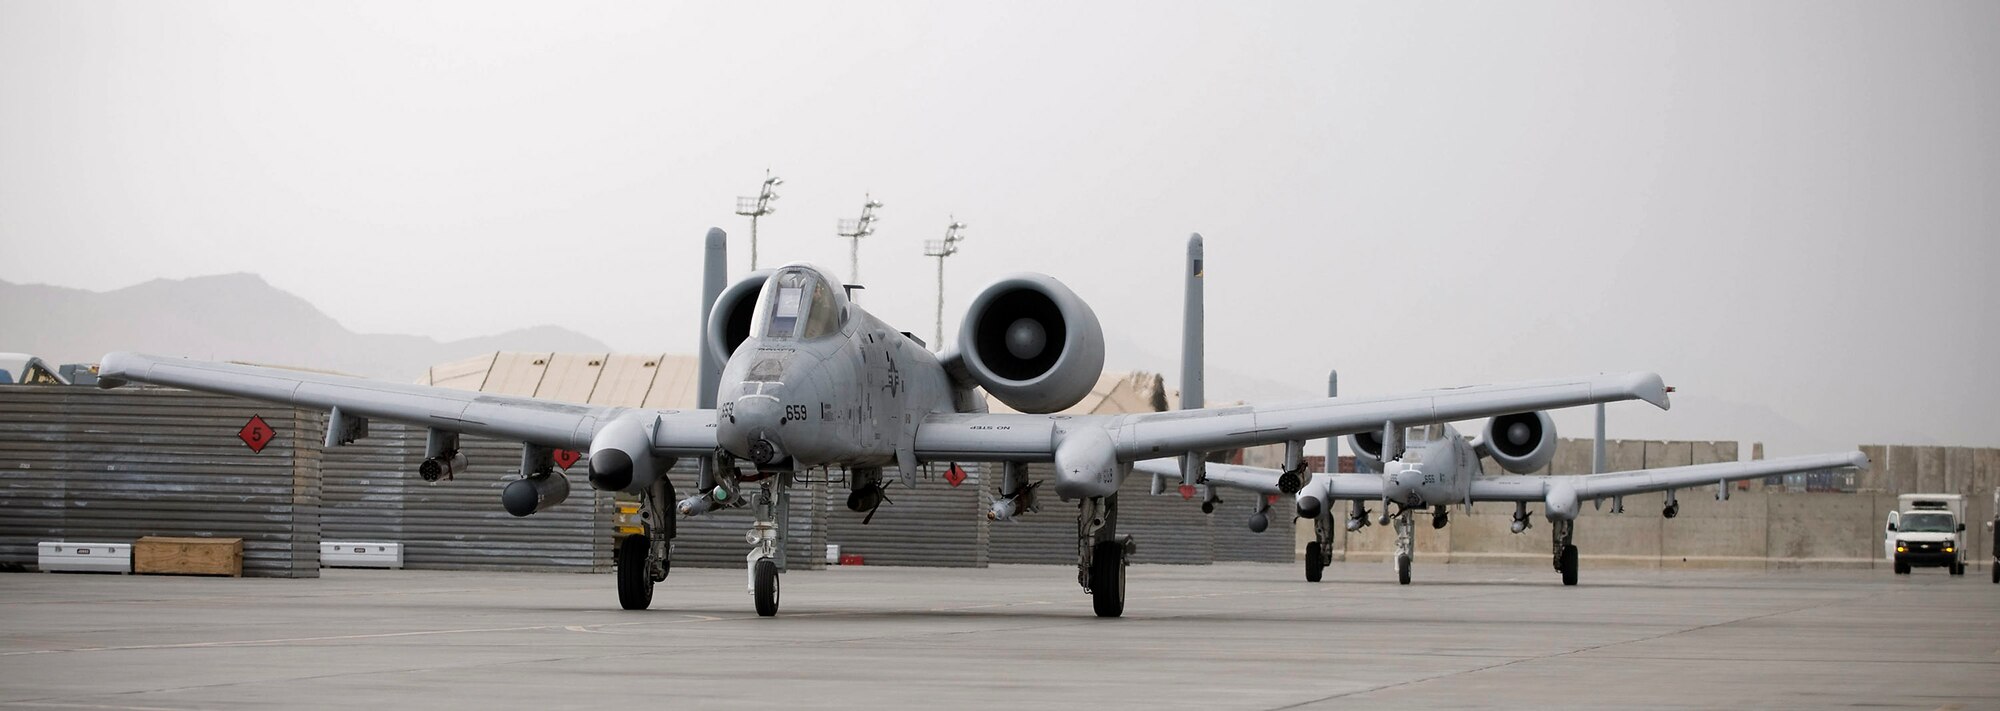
[1179,234,1207,488]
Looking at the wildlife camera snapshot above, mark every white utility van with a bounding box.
[1885,493,1965,576]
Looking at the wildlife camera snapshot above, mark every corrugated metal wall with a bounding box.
[1117,477,1214,564]
[318,416,408,547]
[0,387,320,577]
[406,434,612,571]
[985,464,1076,565]
[319,422,615,572]
[1211,492,1295,563]
[824,463,988,568]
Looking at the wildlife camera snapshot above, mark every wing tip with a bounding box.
[1613,372,1671,410]
[96,351,143,389]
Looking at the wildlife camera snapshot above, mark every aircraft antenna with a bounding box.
[923,217,969,349]
[734,169,783,269]
[836,194,884,284]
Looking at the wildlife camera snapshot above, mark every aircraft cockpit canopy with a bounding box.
[755,266,845,341]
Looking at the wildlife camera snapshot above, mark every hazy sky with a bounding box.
[3,2,1994,453]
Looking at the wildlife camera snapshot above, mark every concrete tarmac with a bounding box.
[2,561,1995,709]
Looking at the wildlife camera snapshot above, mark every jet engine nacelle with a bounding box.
[1481,411,1557,474]
[705,270,774,366]
[1349,431,1384,472]
[957,273,1105,414]
[587,413,674,494]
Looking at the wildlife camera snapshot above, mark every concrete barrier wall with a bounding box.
[1325,441,1998,571]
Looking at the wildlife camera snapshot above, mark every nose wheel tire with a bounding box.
[1559,544,1579,586]
[753,558,781,617]
[1089,540,1126,618]
[616,534,654,611]
[1304,545,1325,583]
[1395,554,1412,586]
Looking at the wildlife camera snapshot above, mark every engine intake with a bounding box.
[957,273,1104,414]
[705,270,773,366]
[1349,431,1384,472]
[1482,411,1556,474]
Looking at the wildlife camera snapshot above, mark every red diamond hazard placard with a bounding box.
[239,415,274,453]
[1178,484,1196,500]
[943,463,966,487]
[553,449,581,471]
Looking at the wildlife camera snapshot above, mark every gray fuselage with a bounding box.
[715,264,958,470]
[1379,424,1480,508]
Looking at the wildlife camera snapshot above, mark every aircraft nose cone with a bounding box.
[722,396,788,465]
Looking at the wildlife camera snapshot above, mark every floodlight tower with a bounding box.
[923,217,968,348]
[734,170,783,269]
[835,194,883,284]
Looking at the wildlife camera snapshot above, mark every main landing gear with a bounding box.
[1552,518,1578,586]
[1078,494,1132,618]
[618,476,675,610]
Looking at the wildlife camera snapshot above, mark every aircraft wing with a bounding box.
[1133,459,1385,499]
[914,371,1670,462]
[1144,451,1866,505]
[97,352,718,454]
[1465,451,1870,502]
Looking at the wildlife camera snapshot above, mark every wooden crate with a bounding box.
[134,537,243,577]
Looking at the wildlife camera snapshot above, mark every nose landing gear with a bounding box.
[1552,518,1578,586]
[1392,509,1416,585]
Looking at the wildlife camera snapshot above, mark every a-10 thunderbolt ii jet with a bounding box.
[1141,422,1867,586]
[97,229,1675,617]
[1138,233,1868,588]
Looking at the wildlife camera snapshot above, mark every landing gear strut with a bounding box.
[1305,509,1333,583]
[617,476,675,610]
[746,471,791,616]
[1552,518,1578,586]
[1393,509,1416,585]
[1078,494,1130,618]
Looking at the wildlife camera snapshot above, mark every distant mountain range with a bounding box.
[1,274,610,381]
[3,273,1887,455]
